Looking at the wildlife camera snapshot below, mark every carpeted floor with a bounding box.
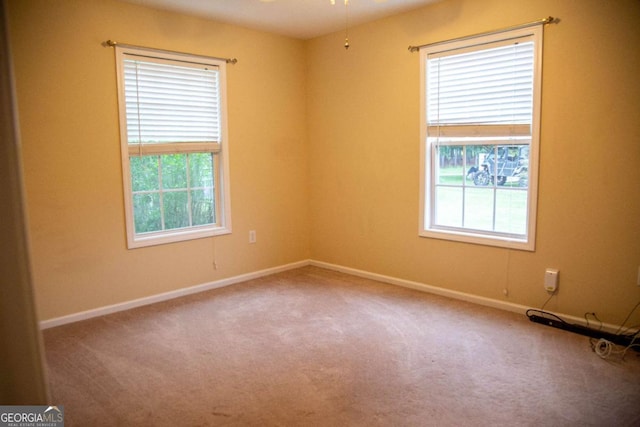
[42,266,640,426]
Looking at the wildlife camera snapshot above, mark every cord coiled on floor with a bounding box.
[593,338,613,358]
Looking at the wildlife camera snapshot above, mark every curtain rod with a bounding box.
[408,16,558,52]
[103,40,238,64]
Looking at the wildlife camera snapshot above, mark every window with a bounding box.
[419,26,542,250]
[115,46,231,248]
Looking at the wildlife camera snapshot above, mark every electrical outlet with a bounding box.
[249,230,256,244]
[544,268,559,293]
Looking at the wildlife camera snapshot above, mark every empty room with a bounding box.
[2,0,639,425]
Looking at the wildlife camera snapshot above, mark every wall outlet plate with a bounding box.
[544,268,559,293]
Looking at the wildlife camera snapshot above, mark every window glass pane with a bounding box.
[435,187,462,227]
[130,155,159,192]
[163,191,189,230]
[484,145,527,187]
[131,154,217,232]
[191,189,215,226]
[495,190,527,234]
[133,193,161,233]
[189,153,214,188]
[436,145,464,185]
[465,145,493,186]
[514,145,529,189]
[464,187,494,231]
[161,154,187,189]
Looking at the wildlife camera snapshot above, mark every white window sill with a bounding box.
[128,225,231,249]
[419,228,534,251]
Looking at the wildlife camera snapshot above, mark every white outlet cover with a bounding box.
[544,268,559,293]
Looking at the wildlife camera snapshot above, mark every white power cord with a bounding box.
[593,335,640,360]
[594,338,613,359]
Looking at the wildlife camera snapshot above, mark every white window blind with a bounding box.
[123,56,221,145]
[427,39,534,132]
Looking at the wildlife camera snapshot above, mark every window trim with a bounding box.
[418,26,542,251]
[115,46,232,249]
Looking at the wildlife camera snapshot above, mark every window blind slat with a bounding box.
[426,124,531,138]
[127,142,221,155]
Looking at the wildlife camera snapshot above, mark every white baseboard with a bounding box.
[40,258,628,335]
[39,260,311,329]
[309,260,626,335]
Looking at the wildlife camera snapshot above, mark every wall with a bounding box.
[307,0,640,325]
[7,0,310,321]
[7,0,640,327]
[0,0,48,403]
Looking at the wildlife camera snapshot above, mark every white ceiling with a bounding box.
[122,0,438,40]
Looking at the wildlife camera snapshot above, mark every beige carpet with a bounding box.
[43,266,640,426]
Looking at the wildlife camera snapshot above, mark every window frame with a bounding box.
[419,26,543,251]
[115,46,232,249]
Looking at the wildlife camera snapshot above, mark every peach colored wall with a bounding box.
[7,0,640,327]
[7,0,310,320]
[1,0,48,402]
[306,0,640,325]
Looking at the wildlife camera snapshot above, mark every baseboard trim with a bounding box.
[40,258,627,335]
[309,260,625,334]
[309,260,531,315]
[39,260,311,329]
